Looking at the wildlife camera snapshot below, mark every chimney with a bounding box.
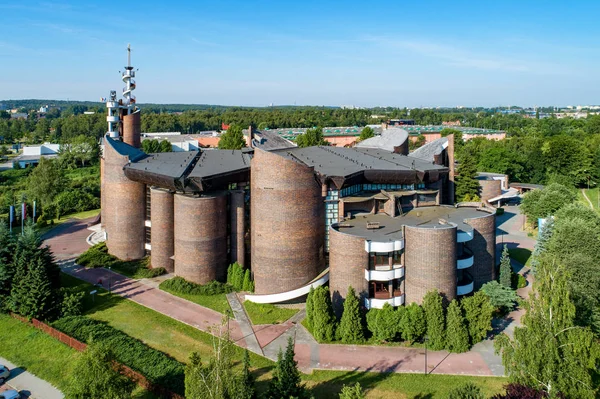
[246,125,253,148]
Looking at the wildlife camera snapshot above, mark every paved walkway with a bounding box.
[43,210,538,377]
[0,357,63,399]
[581,189,594,209]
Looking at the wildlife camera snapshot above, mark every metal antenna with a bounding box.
[127,43,131,67]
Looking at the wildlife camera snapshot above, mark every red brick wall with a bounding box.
[150,188,174,272]
[251,149,325,295]
[122,111,141,148]
[404,225,457,304]
[465,212,496,290]
[173,192,228,284]
[103,139,146,260]
[479,179,502,203]
[329,227,368,317]
[230,190,245,267]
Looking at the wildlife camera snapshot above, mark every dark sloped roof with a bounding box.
[251,130,296,151]
[105,136,147,162]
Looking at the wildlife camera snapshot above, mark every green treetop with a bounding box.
[499,244,512,288]
[358,126,374,141]
[422,290,446,350]
[295,127,328,147]
[218,124,246,150]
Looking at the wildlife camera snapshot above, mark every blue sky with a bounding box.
[1,0,600,107]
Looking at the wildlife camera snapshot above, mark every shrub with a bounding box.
[136,267,166,279]
[481,281,518,311]
[445,299,469,353]
[339,382,366,399]
[516,274,527,289]
[374,303,401,342]
[422,290,445,350]
[401,303,426,343]
[60,290,84,317]
[226,262,249,291]
[76,242,117,269]
[311,286,336,342]
[461,291,494,344]
[490,383,556,399]
[447,382,485,399]
[160,277,234,296]
[337,286,365,343]
[496,207,505,216]
[52,316,185,394]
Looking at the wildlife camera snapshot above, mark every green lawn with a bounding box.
[159,283,232,315]
[305,370,506,398]
[60,273,508,398]
[0,313,156,399]
[243,301,299,325]
[508,247,532,268]
[580,188,599,210]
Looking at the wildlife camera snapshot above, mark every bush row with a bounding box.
[160,276,234,296]
[76,243,166,279]
[52,316,184,394]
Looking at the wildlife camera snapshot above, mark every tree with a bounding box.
[401,303,426,343]
[491,383,554,399]
[339,382,365,399]
[15,257,57,320]
[267,337,308,399]
[311,286,337,341]
[296,127,328,147]
[65,343,134,399]
[530,218,554,276]
[65,134,100,167]
[218,124,246,150]
[242,269,253,292]
[337,286,365,343]
[461,291,494,344]
[445,299,470,353]
[455,149,481,202]
[358,126,374,141]
[27,157,67,206]
[60,290,85,318]
[0,224,16,304]
[520,184,576,223]
[422,290,445,350]
[481,281,518,311]
[373,303,401,342]
[499,245,512,288]
[305,286,314,330]
[494,256,599,398]
[234,350,256,399]
[447,382,485,399]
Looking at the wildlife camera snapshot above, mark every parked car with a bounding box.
[0,365,9,384]
[0,390,20,399]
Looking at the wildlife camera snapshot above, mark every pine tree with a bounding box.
[461,291,494,344]
[339,382,366,399]
[455,148,481,202]
[495,256,600,398]
[337,286,365,343]
[236,350,255,399]
[445,299,470,353]
[311,286,336,342]
[422,290,445,350]
[499,244,512,288]
[267,337,308,399]
[401,303,426,343]
[0,224,16,303]
[242,269,252,292]
[305,286,314,330]
[21,258,57,320]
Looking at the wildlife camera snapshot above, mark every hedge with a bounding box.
[76,243,166,279]
[159,276,234,296]
[52,316,184,394]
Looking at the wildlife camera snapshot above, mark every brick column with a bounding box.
[150,187,174,272]
[230,190,245,267]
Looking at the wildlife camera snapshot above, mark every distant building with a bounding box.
[14,143,60,168]
[10,113,28,120]
[442,120,461,126]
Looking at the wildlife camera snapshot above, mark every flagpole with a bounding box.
[21,202,25,236]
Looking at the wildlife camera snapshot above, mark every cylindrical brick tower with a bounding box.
[150,187,174,272]
[329,226,369,317]
[404,225,457,304]
[100,155,105,227]
[123,111,141,148]
[230,190,245,267]
[479,179,502,204]
[173,192,228,284]
[251,149,325,295]
[465,212,496,290]
[103,139,146,260]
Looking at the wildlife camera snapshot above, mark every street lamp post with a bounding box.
[424,335,429,376]
[108,267,112,294]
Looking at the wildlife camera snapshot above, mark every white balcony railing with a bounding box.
[365,294,405,309]
[457,281,474,295]
[457,254,474,269]
[457,230,474,243]
[364,239,404,253]
[364,266,404,281]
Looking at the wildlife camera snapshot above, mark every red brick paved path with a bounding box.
[45,214,537,377]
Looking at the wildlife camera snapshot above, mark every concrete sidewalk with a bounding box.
[0,357,63,399]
